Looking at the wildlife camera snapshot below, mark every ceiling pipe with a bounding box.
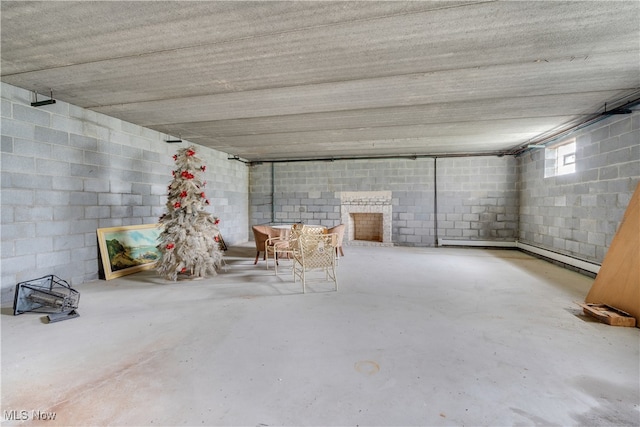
[511,95,640,156]
[241,151,510,166]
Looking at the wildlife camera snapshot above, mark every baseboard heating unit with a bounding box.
[438,239,601,274]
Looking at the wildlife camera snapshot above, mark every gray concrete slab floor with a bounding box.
[1,244,639,426]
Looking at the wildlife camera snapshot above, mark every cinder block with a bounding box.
[35,126,68,145]
[446,228,463,237]
[53,234,85,251]
[117,170,142,183]
[1,240,14,259]
[587,232,606,246]
[36,190,70,206]
[2,153,36,174]
[15,206,52,222]
[111,206,133,218]
[98,218,123,228]
[50,179,81,196]
[98,193,122,205]
[71,163,108,179]
[131,183,151,196]
[9,172,53,190]
[610,117,632,137]
[15,237,53,256]
[1,99,12,119]
[463,229,479,237]
[405,235,421,244]
[121,145,143,160]
[81,179,107,193]
[72,219,99,233]
[36,220,72,237]
[579,243,597,258]
[37,250,71,269]
[606,148,632,165]
[85,206,110,219]
[51,114,84,135]
[84,150,111,166]
[1,135,13,154]
[53,206,84,221]
[38,158,72,177]
[13,104,51,127]
[122,194,142,206]
[51,145,83,163]
[70,191,98,206]
[110,180,132,194]
[2,118,36,140]
[1,255,36,275]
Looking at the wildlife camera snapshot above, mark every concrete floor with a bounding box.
[2,243,639,427]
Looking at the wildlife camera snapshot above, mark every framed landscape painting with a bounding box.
[97,224,162,280]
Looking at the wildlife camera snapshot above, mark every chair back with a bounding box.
[301,224,326,235]
[327,224,345,246]
[252,225,279,251]
[297,233,337,269]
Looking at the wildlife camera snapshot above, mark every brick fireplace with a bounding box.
[340,191,393,246]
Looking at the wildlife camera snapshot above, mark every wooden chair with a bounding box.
[327,224,345,258]
[270,223,303,275]
[251,225,280,265]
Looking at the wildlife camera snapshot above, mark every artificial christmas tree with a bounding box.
[156,146,224,280]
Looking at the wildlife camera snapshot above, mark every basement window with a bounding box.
[545,139,576,177]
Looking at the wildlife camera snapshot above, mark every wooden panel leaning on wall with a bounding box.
[585,182,640,326]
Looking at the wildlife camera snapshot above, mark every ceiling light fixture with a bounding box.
[165,135,182,143]
[31,90,56,107]
[227,155,251,164]
[604,102,632,115]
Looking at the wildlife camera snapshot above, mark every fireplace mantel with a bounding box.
[340,191,393,246]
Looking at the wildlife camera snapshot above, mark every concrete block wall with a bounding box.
[436,157,519,241]
[518,112,639,264]
[249,156,518,246]
[1,83,248,296]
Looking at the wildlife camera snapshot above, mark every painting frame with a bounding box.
[97,224,162,280]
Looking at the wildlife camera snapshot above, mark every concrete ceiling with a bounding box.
[2,1,639,162]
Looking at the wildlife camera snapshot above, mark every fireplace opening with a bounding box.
[340,191,393,247]
[351,213,383,242]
